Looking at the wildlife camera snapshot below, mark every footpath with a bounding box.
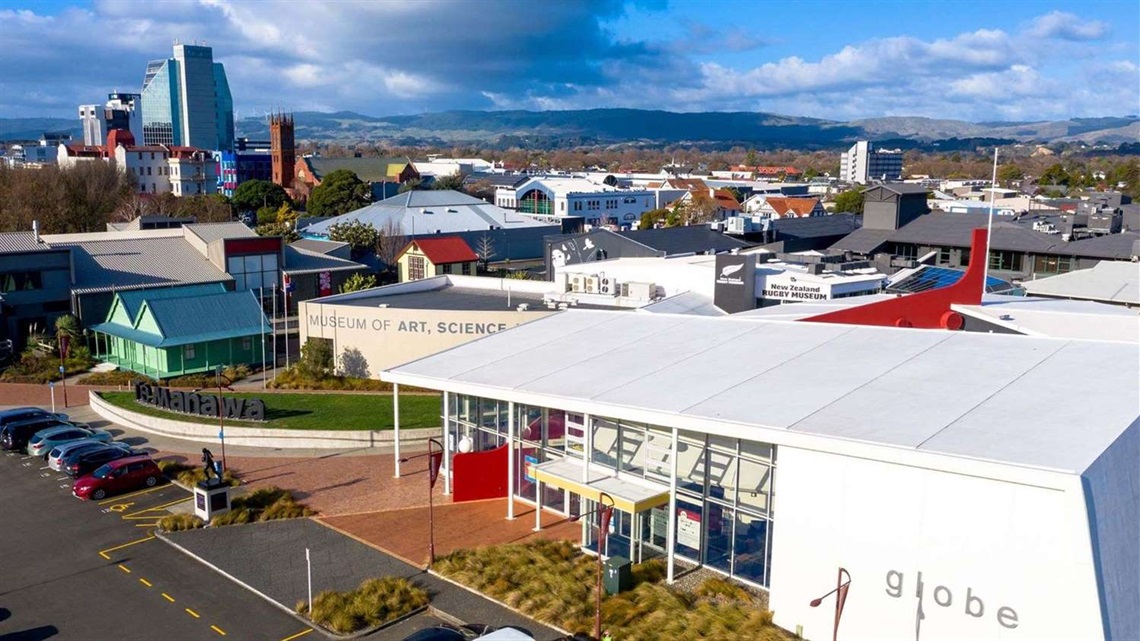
[163,518,566,641]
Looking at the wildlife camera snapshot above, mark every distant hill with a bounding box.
[3,109,1136,149]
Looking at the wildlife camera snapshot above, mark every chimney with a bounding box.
[32,220,41,243]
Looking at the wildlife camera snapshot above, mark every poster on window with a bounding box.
[318,271,332,297]
[523,455,537,483]
[677,508,701,550]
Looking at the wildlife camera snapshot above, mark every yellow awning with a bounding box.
[533,459,669,513]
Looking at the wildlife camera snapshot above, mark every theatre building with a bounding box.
[381,310,1138,641]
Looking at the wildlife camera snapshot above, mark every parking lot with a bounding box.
[0,446,315,641]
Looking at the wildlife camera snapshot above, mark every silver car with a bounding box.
[47,439,129,472]
[27,425,111,458]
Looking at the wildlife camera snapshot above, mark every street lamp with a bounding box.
[809,567,852,641]
[569,492,615,641]
[194,365,234,474]
[426,438,444,569]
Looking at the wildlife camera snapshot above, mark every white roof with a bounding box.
[303,190,551,237]
[1021,261,1140,305]
[735,294,898,320]
[517,176,618,195]
[637,292,725,316]
[953,295,1140,342]
[385,310,1139,475]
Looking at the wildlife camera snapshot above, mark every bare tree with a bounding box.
[374,219,409,282]
[475,234,496,271]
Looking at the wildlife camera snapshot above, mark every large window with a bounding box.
[1,271,42,292]
[988,250,1023,272]
[227,253,278,291]
[1033,254,1072,275]
[408,256,426,281]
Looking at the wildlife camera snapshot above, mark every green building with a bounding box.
[91,284,269,379]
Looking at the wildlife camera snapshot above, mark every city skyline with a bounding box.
[0,0,1137,123]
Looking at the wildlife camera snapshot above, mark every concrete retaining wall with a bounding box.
[89,391,440,449]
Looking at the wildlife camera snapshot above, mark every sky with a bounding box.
[0,0,1137,123]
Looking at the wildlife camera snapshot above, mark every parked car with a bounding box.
[63,445,139,478]
[73,455,162,500]
[0,407,67,428]
[478,629,535,641]
[48,439,130,472]
[27,424,107,458]
[1,417,73,453]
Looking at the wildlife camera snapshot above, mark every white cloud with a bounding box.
[1027,11,1110,41]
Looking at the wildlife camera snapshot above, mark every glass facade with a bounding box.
[227,253,279,292]
[444,393,776,589]
[213,63,235,152]
[141,59,179,146]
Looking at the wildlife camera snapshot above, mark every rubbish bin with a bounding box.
[603,556,632,595]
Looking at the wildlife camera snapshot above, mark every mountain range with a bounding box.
[2,109,1136,150]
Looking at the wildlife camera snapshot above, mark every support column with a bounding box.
[507,400,515,520]
[443,391,451,495]
[392,383,401,478]
[582,412,592,483]
[533,479,542,532]
[666,426,679,584]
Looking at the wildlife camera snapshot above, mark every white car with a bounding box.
[27,425,111,458]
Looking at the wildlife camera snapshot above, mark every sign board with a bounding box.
[713,253,757,314]
[134,382,266,422]
[677,508,702,550]
[523,455,538,483]
[759,272,832,302]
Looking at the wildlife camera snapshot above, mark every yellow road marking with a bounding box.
[117,564,131,573]
[98,485,167,504]
[162,593,175,603]
[185,608,200,618]
[211,625,226,636]
[108,502,134,512]
[98,534,155,560]
[279,629,313,641]
[135,521,161,527]
[121,497,190,519]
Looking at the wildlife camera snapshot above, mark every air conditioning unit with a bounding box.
[584,276,600,294]
[599,276,618,296]
[569,274,586,293]
[625,282,656,300]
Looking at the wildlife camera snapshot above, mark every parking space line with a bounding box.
[98,534,155,560]
[97,485,167,504]
[117,564,131,573]
[279,629,314,641]
[162,592,175,603]
[185,608,200,618]
[121,497,190,519]
[135,521,161,527]
[211,625,226,636]
[139,578,152,587]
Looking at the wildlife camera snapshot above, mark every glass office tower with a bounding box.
[139,44,234,151]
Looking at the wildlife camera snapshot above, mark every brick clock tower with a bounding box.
[269,113,295,189]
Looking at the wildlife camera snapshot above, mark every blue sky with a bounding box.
[1,0,1136,122]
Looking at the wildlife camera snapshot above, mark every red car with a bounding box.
[73,455,162,501]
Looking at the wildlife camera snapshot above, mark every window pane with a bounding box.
[676,437,706,494]
[706,504,733,573]
[262,253,278,270]
[227,257,242,273]
[740,439,773,462]
[737,459,772,515]
[707,448,738,505]
[733,513,770,586]
[618,423,646,475]
[244,255,261,272]
[591,418,619,468]
[643,431,671,481]
[674,495,703,560]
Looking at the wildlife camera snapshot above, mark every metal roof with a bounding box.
[306,157,413,183]
[282,245,366,275]
[44,235,232,294]
[636,292,725,316]
[770,213,860,240]
[0,231,48,253]
[1054,232,1140,260]
[828,227,893,254]
[183,222,257,244]
[114,283,227,323]
[289,238,349,255]
[952,295,1140,342]
[1022,261,1140,305]
[888,214,1060,252]
[617,226,751,255]
[384,310,1139,474]
[302,190,552,237]
[92,290,268,348]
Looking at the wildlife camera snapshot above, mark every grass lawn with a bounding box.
[99,391,440,431]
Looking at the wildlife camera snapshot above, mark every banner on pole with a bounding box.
[428,450,444,489]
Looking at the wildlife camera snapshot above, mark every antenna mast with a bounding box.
[982,147,999,293]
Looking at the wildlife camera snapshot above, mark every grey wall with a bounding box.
[544,230,662,277]
[0,249,73,346]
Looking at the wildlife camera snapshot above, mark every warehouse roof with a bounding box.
[384,310,1139,474]
[0,231,51,253]
[952,295,1140,342]
[1021,261,1140,305]
[302,190,552,237]
[42,232,231,294]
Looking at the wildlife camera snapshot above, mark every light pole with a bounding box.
[809,567,852,641]
[569,492,615,641]
[426,437,444,569]
[195,366,234,474]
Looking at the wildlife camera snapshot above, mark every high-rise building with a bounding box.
[839,140,903,184]
[140,43,234,151]
[79,93,142,146]
[269,113,295,189]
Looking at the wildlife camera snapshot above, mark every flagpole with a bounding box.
[982,147,999,293]
[259,287,267,389]
[283,273,291,370]
[271,285,278,380]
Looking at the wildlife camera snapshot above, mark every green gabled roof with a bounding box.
[92,290,269,348]
[111,283,228,326]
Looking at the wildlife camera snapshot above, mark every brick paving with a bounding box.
[321,498,581,567]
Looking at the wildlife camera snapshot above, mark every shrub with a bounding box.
[211,508,253,526]
[296,338,334,380]
[158,459,240,487]
[296,577,429,634]
[207,486,313,527]
[0,350,96,383]
[269,366,433,392]
[77,370,157,386]
[158,513,205,532]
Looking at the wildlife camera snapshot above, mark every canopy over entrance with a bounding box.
[532,458,669,513]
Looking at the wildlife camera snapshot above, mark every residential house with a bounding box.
[397,237,479,282]
[545,226,751,274]
[756,196,826,219]
[293,156,420,201]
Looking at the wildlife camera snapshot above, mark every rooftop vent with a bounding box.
[517,303,529,312]
[377,303,389,308]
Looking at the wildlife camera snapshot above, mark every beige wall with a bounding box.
[299,301,555,376]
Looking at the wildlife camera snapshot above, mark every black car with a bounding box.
[0,407,66,431]
[63,445,137,478]
[0,417,72,453]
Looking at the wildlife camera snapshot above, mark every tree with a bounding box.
[338,272,377,293]
[431,174,465,191]
[1039,163,1071,186]
[177,194,233,223]
[397,178,424,193]
[475,234,496,271]
[307,170,370,216]
[997,164,1023,183]
[744,149,759,167]
[638,208,669,230]
[328,220,379,260]
[833,189,864,214]
[254,221,299,242]
[681,191,718,225]
[464,178,496,203]
[296,338,333,379]
[232,179,288,214]
[374,220,409,280]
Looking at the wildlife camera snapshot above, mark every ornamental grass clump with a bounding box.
[208,486,313,526]
[435,541,790,641]
[296,577,429,634]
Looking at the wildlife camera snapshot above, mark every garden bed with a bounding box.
[434,540,792,641]
[295,577,429,634]
[99,390,440,431]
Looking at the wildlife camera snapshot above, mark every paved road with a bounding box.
[0,449,314,641]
